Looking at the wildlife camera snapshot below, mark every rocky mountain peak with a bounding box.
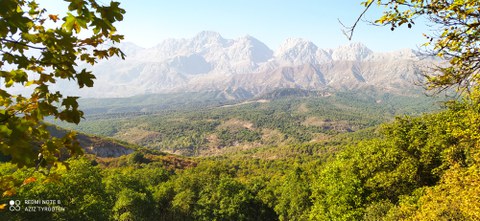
[277,38,318,53]
[53,31,431,98]
[331,42,373,61]
[229,35,273,63]
[191,31,227,46]
[275,38,319,65]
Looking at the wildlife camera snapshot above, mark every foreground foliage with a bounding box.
[1,96,479,220]
[0,0,125,167]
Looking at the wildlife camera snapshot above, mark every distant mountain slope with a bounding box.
[54,31,435,98]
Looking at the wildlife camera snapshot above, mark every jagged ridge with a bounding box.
[56,31,433,98]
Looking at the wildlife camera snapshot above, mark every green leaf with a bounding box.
[77,69,95,88]
[0,125,13,136]
[62,13,77,33]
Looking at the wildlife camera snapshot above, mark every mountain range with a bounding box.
[58,31,433,98]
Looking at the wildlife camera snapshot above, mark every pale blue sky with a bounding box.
[40,0,430,51]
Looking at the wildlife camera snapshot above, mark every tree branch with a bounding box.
[339,1,374,40]
[0,38,46,50]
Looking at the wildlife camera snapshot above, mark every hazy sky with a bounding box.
[40,0,430,51]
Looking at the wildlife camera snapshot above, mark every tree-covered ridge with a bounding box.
[2,97,479,220]
[52,90,441,156]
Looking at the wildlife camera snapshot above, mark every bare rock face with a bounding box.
[48,126,134,158]
[76,134,134,158]
[53,31,434,98]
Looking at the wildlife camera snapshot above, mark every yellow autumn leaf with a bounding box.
[0,203,6,210]
[53,162,68,173]
[2,189,16,197]
[25,80,35,87]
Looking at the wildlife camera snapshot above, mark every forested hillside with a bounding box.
[52,90,441,156]
[2,96,479,220]
[2,0,480,220]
